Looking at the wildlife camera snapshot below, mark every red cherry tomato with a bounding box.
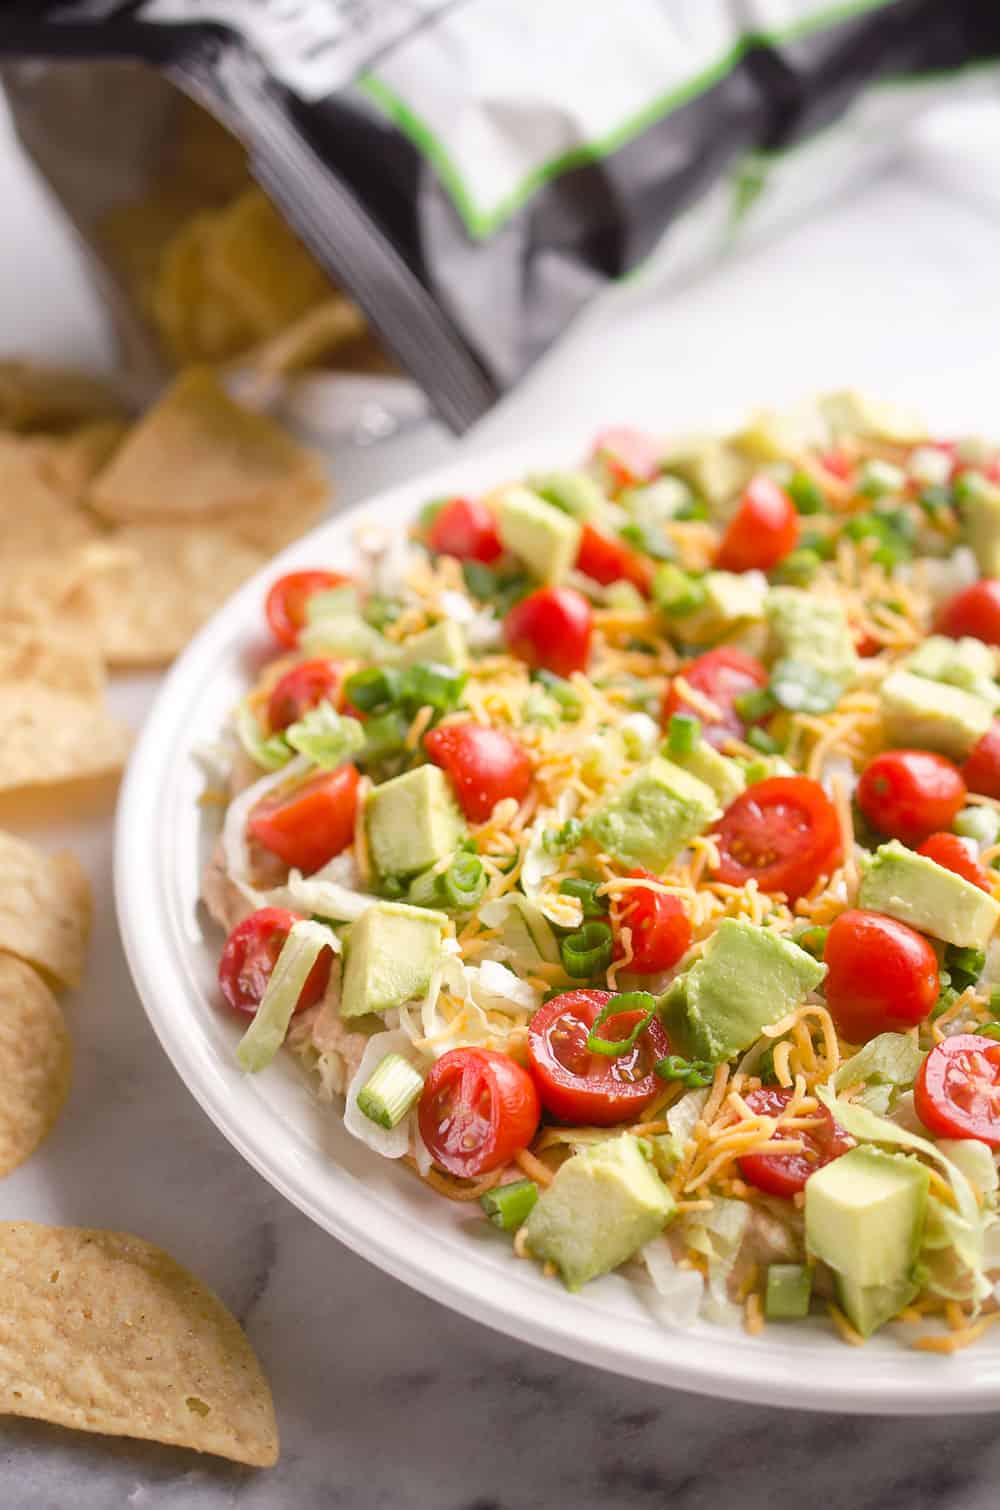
[738,1085,854,1198]
[527,989,671,1126]
[823,908,939,1044]
[713,776,842,903]
[266,570,351,649]
[715,476,799,573]
[424,721,532,822]
[428,496,502,563]
[418,1047,540,1177]
[576,524,653,596]
[662,646,769,750]
[618,869,691,974]
[267,658,344,732]
[218,906,331,1018]
[857,749,966,846]
[915,1034,1000,1147]
[819,448,853,481]
[916,831,991,891]
[503,586,593,678]
[936,579,1000,646]
[963,722,1000,799]
[248,764,360,875]
[590,426,661,491]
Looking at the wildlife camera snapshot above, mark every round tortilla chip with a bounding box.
[0,832,92,989]
[0,1222,278,1467]
[0,955,72,1177]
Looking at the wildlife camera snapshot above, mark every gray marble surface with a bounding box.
[4,88,1000,1510]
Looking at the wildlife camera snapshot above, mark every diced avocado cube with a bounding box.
[835,1275,920,1339]
[497,485,581,582]
[621,476,693,526]
[524,1135,675,1291]
[858,840,1000,950]
[669,740,746,809]
[879,669,991,761]
[663,919,826,1063]
[366,765,464,879]
[532,470,606,521]
[393,619,467,669]
[673,570,766,646]
[585,756,719,869]
[960,474,1000,577]
[660,435,752,511]
[819,390,926,446]
[904,634,998,706]
[765,587,858,688]
[805,1146,929,1314]
[340,901,446,1018]
[764,1263,813,1320]
[734,404,823,463]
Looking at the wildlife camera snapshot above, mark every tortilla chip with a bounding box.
[0,361,125,434]
[0,684,132,795]
[0,438,100,557]
[36,419,129,503]
[231,296,368,385]
[0,957,72,1177]
[88,524,266,666]
[0,543,123,637]
[152,214,256,366]
[0,622,105,700]
[87,367,328,526]
[0,1222,278,1466]
[206,188,331,340]
[0,834,91,989]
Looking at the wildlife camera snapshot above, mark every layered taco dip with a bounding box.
[201,392,1000,1350]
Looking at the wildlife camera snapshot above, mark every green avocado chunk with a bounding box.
[668,739,746,808]
[497,485,581,582]
[659,435,752,511]
[393,619,467,669]
[858,840,1000,950]
[366,764,465,879]
[532,470,607,521]
[764,1263,813,1320]
[585,756,719,868]
[662,918,826,1063]
[904,634,998,706]
[524,1135,675,1291]
[340,901,446,1018]
[670,570,766,645]
[879,668,992,760]
[961,473,1000,577]
[765,587,858,689]
[805,1146,929,1335]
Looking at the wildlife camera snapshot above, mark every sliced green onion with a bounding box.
[666,712,700,757]
[765,1263,813,1320]
[480,1178,539,1231]
[799,529,836,561]
[976,1023,1000,1042]
[794,925,829,960]
[772,548,820,586]
[532,668,581,720]
[945,944,986,990]
[236,920,334,1073]
[585,992,656,1058]
[543,817,583,854]
[558,877,608,918]
[362,709,409,758]
[560,920,614,979]
[405,867,443,907]
[931,985,959,1020]
[742,757,773,786]
[917,484,953,519]
[364,594,403,630]
[442,851,487,910]
[786,472,825,515]
[653,1053,714,1087]
[746,727,780,755]
[652,563,707,618]
[345,665,402,713]
[769,658,842,715]
[400,662,467,716]
[357,1053,424,1130]
[733,687,776,724]
[380,874,408,901]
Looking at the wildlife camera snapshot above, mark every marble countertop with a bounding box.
[3,88,1000,1509]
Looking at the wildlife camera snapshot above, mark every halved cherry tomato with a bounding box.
[503,586,593,678]
[424,721,532,822]
[418,1047,540,1177]
[266,570,351,649]
[936,579,1000,646]
[576,524,653,596]
[857,749,966,846]
[818,448,853,481]
[713,776,841,902]
[823,908,939,1044]
[267,658,344,732]
[618,869,691,975]
[915,1034,1000,1147]
[248,764,360,875]
[428,496,502,563]
[738,1085,853,1198]
[715,476,798,573]
[662,646,769,750]
[963,721,1000,799]
[218,906,331,1018]
[527,989,671,1126]
[916,831,991,891]
[590,426,661,492]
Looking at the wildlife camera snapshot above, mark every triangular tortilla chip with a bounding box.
[0,621,105,700]
[0,438,99,557]
[0,361,125,434]
[0,833,91,989]
[0,683,132,794]
[0,956,72,1176]
[0,1221,278,1466]
[35,419,128,503]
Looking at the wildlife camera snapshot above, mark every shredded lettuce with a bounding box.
[666,1086,709,1148]
[684,1198,749,1326]
[473,960,541,1014]
[642,1240,704,1329]
[221,753,312,901]
[285,701,365,767]
[478,893,560,967]
[833,1032,924,1111]
[236,919,338,1073]
[235,698,292,772]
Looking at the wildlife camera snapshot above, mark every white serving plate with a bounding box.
[116,434,1000,1414]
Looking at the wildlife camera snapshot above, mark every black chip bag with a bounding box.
[2,1,998,431]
